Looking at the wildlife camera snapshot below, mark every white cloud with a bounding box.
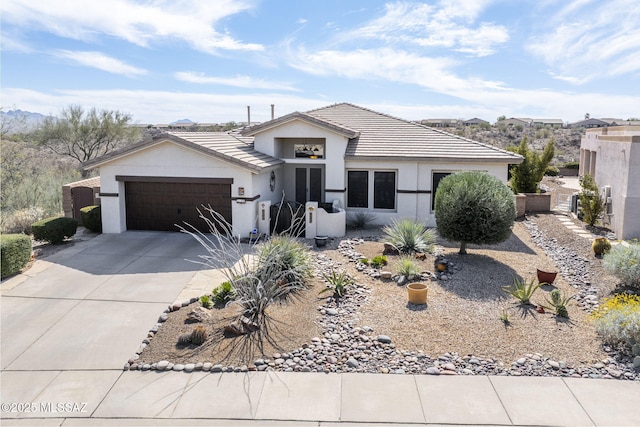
[526,0,640,83]
[339,0,508,57]
[54,50,147,77]
[174,71,299,91]
[0,0,262,53]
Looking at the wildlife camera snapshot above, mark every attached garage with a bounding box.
[119,177,232,232]
[84,132,282,235]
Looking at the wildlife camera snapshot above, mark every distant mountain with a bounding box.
[170,118,195,125]
[1,109,50,134]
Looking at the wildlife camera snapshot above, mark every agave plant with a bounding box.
[319,269,353,298]
[383,218,436,254]
[502,277,542,305]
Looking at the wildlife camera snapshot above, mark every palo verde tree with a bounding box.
[34,105,140,177]
[435,171,515,255]
[508,136,554,193]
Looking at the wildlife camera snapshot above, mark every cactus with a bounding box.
[177,333,192,346]
[592,237,611,256]
[546,289,574,318]
[190,325,208,345]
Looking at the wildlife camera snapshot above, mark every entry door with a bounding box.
[295,167,322,204]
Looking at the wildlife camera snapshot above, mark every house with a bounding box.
[532,119,564,128]
[579,126,640,240]
[84,103,523,236]
[497,118,533,127]
[570,118,609,128]
[463,118,490,126]
[420,119,461,128]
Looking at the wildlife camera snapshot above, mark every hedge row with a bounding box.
[32,217,78,245]
[1,234,32,279]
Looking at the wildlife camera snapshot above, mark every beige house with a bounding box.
[580,126,640,239]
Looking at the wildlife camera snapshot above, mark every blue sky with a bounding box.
[1,0,639,124]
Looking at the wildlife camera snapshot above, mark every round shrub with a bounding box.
[544,165,559,176]
[591,293,640,350]
[31,217,78,245]
[80,205,102,233]
[435,171,515,254]
[1,234,32,279]
[603,241,640,290]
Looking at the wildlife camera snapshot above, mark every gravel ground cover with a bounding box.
[135,210,638,380]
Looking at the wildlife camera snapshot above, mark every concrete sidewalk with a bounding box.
[2,231,639,426]
[1,371,639,426]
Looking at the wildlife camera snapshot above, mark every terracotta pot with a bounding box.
[407,283,428,305]
[536,269,557,284]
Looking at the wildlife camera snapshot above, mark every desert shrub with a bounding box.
[544,165,559,176]
[1,234,32,279]
[212,281,236,305]
[579,174,605,226]
[382,218,435,254]
[31,216,78,244]
[591,294,640,350]
[564,161,580,169]
[395,256,420,278]
[347,211,375,229]
[509,136,554,193]
[435,171,515,254]
[0,207,45,234]
[370,255,387,268]
[603,242,640,290]
[199,294,213,309]
[80,205,102,233]
[255,235,314,291]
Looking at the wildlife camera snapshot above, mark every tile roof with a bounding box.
[305,103,522,163]
[84,132,282,173]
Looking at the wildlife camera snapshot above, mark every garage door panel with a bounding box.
[125,181,232,232]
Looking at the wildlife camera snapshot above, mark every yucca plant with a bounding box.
[319,268,353,298]
[347,211,376,229]
[502,277,542,305]
[395,256,420,278]
[546,289,574,318]
[383,218,436,254]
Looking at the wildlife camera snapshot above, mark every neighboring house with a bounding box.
[463,118,490,126]
[532,119,564,128]
[497,118,533,127]
[570,118,609,128]
[420,118,461,128]
[85,103,523,236]
[579,126,640,239]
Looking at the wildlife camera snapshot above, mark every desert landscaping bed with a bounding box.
[133,211,638,380]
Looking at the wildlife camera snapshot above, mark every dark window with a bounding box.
[432,172,452,210]
[347,171,368,208]
[374,171,396,209]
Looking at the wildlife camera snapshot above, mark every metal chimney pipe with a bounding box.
[271,104,275,120]
[247,106,251,126]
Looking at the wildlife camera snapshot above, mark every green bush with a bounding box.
[603,242,640,290]
[370,255,388,268]
[382,218,435,254]
[80,205,102,233]
[509,137,555,193]
[1,234,32,279]
[435,171,515,254]
[395,256,420,278]
[31,216,78,244]
[579,174,605,227]
[255,235,314,291]
[564,161,580,169]
[544,165,559,176]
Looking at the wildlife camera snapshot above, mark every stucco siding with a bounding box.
[98,141,256,234]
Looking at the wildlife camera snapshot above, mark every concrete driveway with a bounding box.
[1,231,215,371]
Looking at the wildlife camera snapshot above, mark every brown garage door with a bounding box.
[124,179,232,232]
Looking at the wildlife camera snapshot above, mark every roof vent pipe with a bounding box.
[271,104,275,120]
[247,106,251,127]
